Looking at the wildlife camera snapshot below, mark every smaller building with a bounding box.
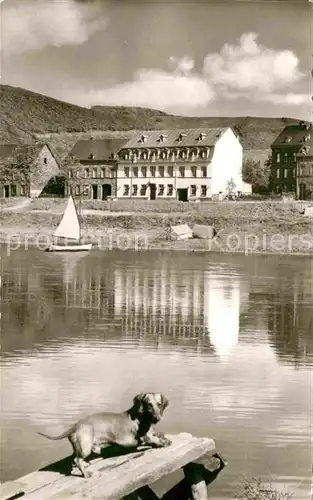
[65,138,128,200]
[270,121,312,195]
[296,134,313,200]
[0,143,60,198]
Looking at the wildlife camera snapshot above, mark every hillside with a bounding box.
[0,84,307,154]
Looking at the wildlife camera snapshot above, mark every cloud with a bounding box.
[1,0,108,55]
[79,33,306,113]
[84,59,216,111]
[203,32,304,93]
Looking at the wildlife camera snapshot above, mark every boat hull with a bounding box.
[46,243,92,252]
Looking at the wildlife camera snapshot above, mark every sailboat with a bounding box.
[47,195,92,252]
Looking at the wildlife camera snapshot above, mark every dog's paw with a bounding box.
[159,436,172,447]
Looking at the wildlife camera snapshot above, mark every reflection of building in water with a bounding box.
[114,266,209,339]
[204,272,249,360]
[114,265,249,353]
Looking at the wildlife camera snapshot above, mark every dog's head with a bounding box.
[132,392,169,424]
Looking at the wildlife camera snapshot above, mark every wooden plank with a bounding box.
[19,433,215,500]
[0,480,24,500]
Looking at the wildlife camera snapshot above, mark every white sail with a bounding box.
[53,195,80,240]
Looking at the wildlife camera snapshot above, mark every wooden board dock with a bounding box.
[0,433,227,500]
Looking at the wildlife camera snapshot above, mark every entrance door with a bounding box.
[177,188,188,202]
[92,184,98,200]
[149,183,156,200]
[4,185,10,198]
[102,184,111,200]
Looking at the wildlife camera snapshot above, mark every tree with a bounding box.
[242,157,271,190]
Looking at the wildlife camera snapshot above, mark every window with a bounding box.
[201,150,206,159]
[160,151,167,159]
[191,166,197,177]
[133,167,138,177]
[76,170,80,178]
[142,151,148,160]
[68,169,73,178]
[43,157,47,164]
[83,185,89,195]
[140,184,147,196]
[132,184,138,196]
[141,167,147,177]
[201,167,207,177]
[158,166,164,177]
[293,168,296,178]
[179,167,185,177]
[84,168,90,178]
[100,168,106,178]
[283,153,288,164]
[150,166,156,177]
[123,184,130,196]
[201,185,207,197]
[190,185,197,196]
[75,185,81,196]
[158,184,164,196]
[284,168,288,178]
[11,184,17,196]
[276,152,281,163]
[167,184,173,196]
[276,185,280,193]
[20,185,26,196]
[124,167,130,177]
[276,168,280,179]
[167,166,174,177]
[92,168,97,178]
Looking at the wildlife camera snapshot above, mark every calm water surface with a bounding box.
[1,247,312,498]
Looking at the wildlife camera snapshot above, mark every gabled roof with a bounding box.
[121,128,230,149]
[69,138,129,161]
[0,142,58,165]
[271,124,312,148]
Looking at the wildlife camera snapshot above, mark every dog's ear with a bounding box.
[161,394,169,411]
[132,393,147,414]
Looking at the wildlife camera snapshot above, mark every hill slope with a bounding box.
[0,84,306,151]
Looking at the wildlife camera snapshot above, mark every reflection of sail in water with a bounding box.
[204,273,240,361]
[54,252,88,307]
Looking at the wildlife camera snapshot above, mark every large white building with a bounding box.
[116,127,251,201]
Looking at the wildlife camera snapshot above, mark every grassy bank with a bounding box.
[235,478,292,500]
[1,198,313,254]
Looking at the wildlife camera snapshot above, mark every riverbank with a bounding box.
[1,198,313,255]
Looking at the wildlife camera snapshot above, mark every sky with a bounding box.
[0,0,312,120]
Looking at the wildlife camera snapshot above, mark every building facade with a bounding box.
[270,122,311,195]
[296,135,313,200]
[65,138,128,200]
[116,127,250,201]
[0,143,60,198]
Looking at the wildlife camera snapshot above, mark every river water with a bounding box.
[1,247,312,498]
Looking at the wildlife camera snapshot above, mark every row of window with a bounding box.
[276,168,296,179]
[120,148,210,162]
[68,165,208,179]
[68,167,112,179]
[123,166,208,178]
[123,184,208,196]
[275,152,297,164]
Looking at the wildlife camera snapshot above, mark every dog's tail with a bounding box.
[38,429,72,440]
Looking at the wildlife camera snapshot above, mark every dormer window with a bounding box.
[159,134,168,142]
[197,132,207,142]
[88,153,95,160]
[139,134,147,143]
[284,136,292,143]
[177,133,187,143]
